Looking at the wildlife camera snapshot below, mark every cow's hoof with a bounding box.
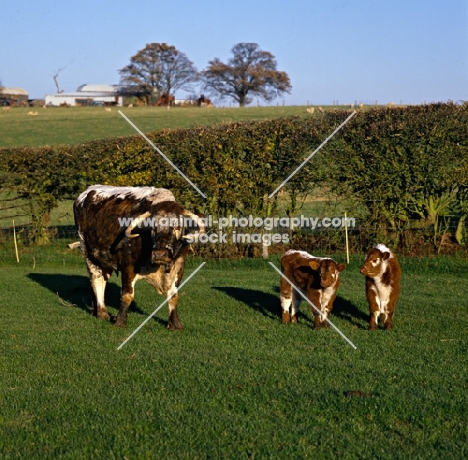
[281,312,291,324]
[166,322,183,331]
[291,315,298,324]
[114,318,128,328]
[368,324,378,331]
[384,323,393,331]
[96,311,110,321]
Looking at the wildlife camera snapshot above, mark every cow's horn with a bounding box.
[125,211,151,238]
[182,211,205,240]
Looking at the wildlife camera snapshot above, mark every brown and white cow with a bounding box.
[74,185,204,329]
[280,249,346,328]
[360,243,401,330]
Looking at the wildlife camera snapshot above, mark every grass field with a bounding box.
[0,241,467,459]
[0,105,331,148]
[1,104,467,458]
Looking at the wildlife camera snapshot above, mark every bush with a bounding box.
[1,102,467,251]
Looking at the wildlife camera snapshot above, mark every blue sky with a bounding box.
[1,0,466,105]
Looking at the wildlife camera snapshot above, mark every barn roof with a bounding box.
[76,84,118,93]
[0,87,29,97]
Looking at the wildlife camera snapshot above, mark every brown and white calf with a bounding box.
[280,250,346,328]
[360,244,401,330]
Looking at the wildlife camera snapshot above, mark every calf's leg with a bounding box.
[367,289,381,331]
[290,291,301,323]
[280,282,292,324]
[383,302,395,330]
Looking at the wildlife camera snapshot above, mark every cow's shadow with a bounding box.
[213,285,367,328]
[212,286,280,320]
[27,273,153,322]
[332,296,368,329]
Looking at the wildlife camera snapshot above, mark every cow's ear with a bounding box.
[382,252,391,260]
[309,260,321,271]
[336,263,346,272]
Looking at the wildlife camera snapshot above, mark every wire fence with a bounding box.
[1,222,466,259]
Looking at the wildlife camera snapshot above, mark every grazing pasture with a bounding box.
[0,105,330,148]
[0,242,467,458]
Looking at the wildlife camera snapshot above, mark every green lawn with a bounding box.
[0,242,467,459]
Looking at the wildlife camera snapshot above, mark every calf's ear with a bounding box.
[382,252,391,261]
[309,260,321,271]
[336,263,346,272]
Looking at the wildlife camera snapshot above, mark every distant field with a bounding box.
[0,105,347,148]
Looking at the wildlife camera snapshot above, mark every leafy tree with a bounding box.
[202,43,291,107]
[119,43,198,104]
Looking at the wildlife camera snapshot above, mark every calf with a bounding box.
[360,244,401,330]
[280,250,346,328]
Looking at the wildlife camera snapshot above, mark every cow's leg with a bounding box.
[367,291,380,331]
[319,307,331,328]
[280,293,292,324]
[280,279,292,324]
[86,260,109,320]
[115,270,136,328]
[307,292,323,329]
[166,280,182,330]
[313,311,323,329]
[290,290,301,324]
[320,294,336,329]
[383,301,394,330]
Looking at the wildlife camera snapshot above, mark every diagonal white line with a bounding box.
[269,110,357,198]
[118,110,207,199]
[268,262,357,350]
[117,262,206,350]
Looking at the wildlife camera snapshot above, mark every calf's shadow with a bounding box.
[212,286,280,320]
[213,285,368,328]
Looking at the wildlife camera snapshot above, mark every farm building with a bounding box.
[0,87,29,105]
[45,84,124,107]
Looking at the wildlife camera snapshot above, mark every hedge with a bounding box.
[1,102,467,251]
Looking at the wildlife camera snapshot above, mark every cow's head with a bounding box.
[360,247,391,278]
[308,258,346,288]
[125,201,204,266]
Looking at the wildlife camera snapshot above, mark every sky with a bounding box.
[0,0,467,106]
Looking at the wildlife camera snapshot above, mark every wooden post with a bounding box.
[344,213,350,264]
[12,220,20,263]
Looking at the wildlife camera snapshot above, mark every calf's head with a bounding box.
[360,247,391,278]
[308,258,346,288]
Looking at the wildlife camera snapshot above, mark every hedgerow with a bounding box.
[1,102,467,252]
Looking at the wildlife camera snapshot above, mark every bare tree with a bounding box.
[202,43,291,107]
[119,43,198,104]
[52,68,66,93]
